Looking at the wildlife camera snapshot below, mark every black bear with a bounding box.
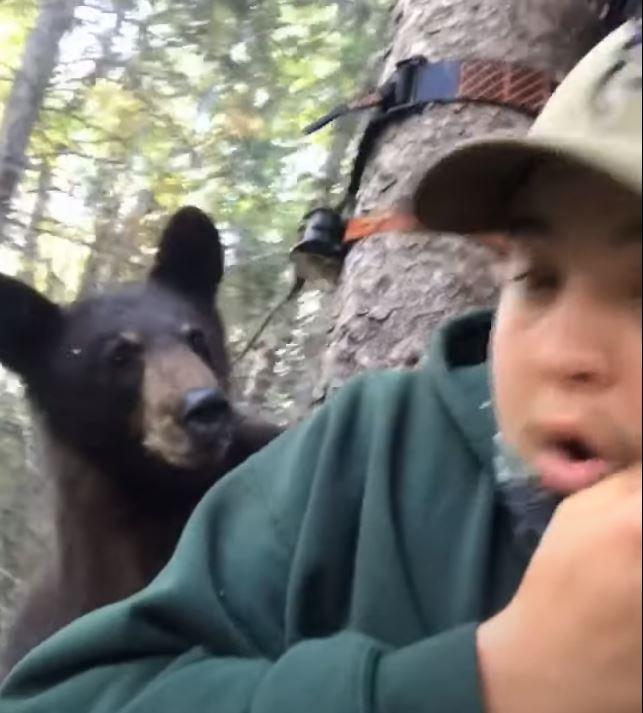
[0,207,282,677]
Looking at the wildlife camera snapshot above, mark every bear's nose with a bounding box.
[182,388,230,440]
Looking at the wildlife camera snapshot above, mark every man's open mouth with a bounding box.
[557,437,597,462]
[534,433,619,495]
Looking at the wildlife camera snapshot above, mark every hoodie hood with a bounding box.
[425,309,497,471]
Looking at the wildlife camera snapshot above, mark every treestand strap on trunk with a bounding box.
[303,57,556,247]
[339,59,555,245]
[458,59,554,115]
[305,57,556,136]
[344,212,423,243]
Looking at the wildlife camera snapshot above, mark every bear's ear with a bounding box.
[150,207,224,307]
[0,274,63,378]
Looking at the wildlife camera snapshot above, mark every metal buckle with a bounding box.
[381,57,463,114]
[381,56,429,113]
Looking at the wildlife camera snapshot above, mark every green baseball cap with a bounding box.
[414,21,643,234]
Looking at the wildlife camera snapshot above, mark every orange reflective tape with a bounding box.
[344,213,423,243]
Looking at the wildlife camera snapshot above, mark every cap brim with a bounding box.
[413,135,643,234]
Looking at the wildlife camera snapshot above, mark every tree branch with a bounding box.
[233,279,304,366]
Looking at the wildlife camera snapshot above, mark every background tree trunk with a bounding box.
[320,0,604,395]
[0,0,80,241]
[20,159,52,284]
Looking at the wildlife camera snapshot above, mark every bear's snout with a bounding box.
[141,345,233,469]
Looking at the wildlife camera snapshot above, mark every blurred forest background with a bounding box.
[0,0,389,641]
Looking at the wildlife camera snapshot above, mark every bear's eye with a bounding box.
[108,338,141,369]
[185,327,210,362]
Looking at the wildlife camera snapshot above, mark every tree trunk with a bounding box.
[320,0,604,394]
[79,184,155,297]
[20,159,53,285]
[0,0,80,241]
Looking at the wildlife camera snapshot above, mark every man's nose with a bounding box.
[533,289,614,390]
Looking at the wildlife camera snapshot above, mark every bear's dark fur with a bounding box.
[0,207,282,677]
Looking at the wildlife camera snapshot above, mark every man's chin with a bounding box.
[498,478,562,553]
[494,434,562,553]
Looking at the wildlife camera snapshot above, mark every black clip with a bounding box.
[380,56,429,113]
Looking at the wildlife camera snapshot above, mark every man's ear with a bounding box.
[0,274,63,378]
[150,207,224,306]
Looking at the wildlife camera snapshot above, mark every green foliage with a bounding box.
[2,0,389,333]
[0,1,38,110]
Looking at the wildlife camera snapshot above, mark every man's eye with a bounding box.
[511,269,560,294]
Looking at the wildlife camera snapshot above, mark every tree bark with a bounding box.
[0,0,80,242]
[320,0,604,394]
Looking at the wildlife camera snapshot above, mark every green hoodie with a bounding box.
[0,310,531,713]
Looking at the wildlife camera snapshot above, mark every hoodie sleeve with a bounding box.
[0,377,485,713]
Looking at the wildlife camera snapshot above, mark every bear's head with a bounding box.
[0,207,238,495]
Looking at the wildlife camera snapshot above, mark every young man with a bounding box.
[0,22,640,713]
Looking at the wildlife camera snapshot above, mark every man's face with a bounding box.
[492,163,642,495]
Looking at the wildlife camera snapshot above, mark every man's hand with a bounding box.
[478,464,642,713]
